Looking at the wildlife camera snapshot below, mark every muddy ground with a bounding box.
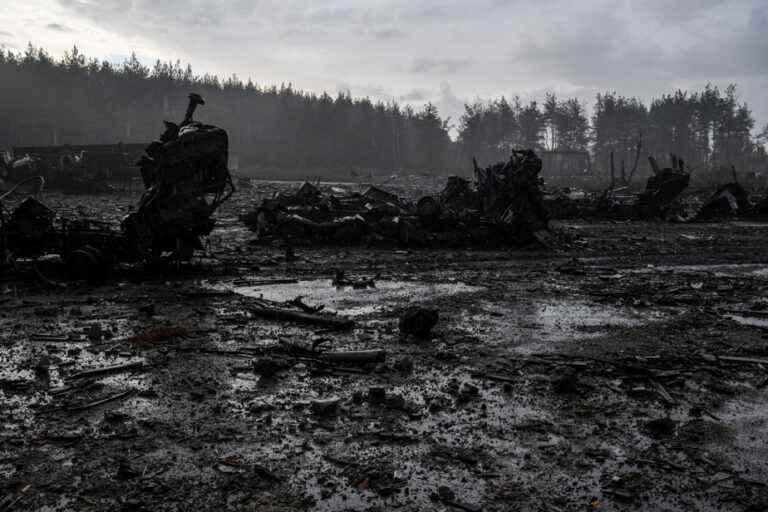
[2,182,768,511]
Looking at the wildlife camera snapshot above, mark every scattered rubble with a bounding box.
[544,155,768,223]
[636,154,691,218]
[242,150,550,248]
[1,148,768,511]
[695,181,750,220]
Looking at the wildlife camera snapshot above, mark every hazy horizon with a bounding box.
[1,0,766,135]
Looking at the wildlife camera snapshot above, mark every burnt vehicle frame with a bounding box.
[0,93,234,278]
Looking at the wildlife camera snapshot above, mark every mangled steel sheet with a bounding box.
[242,149,550,248]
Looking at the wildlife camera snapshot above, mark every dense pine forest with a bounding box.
[1,44,766,177]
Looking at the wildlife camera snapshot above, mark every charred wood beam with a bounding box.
[246,304,355,330]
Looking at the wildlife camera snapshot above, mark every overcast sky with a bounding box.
[1,0,766,134]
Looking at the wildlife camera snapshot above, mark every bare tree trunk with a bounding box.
[648,155,661,174]
[627,134,642,184]
[620,158,626,183]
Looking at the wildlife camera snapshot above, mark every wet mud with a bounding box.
[1,185,768,511]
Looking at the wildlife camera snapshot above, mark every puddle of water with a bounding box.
[730,222,768,228]
[638,263,768,278]
[711,388,768,482]
[231,279,484,317]
[537,302,651,331]
[750,268,768,278]
[457,299,666,351]
[726,314,768,329]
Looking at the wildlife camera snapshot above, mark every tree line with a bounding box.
[0,45,454,175]
[1,44,766,178]
[460,88,767,176]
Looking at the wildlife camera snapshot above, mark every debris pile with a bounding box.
[544,154,695,220]
[695,181,750,220]
[242,149,549,247]
[1,148,126,195]
[542,154,768,222]
[636,154,691,218]
[0,93,233,275]
[473,149,549,237]
[123,93,234,259]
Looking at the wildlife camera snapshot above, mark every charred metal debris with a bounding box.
[546,154,761,221]
[1,143,146,195]
[242,149,550,248]
[0,93,233,277]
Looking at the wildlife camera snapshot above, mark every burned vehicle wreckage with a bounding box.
[243,149,764,251]
[545,153,760,222]
[0,94,233,278]
[242,149,551,248]
[4,101,768,512]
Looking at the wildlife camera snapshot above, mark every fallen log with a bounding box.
[69,362,146,380]
[66,390,135,412]
[247,305,354,329]
[29,336,78,343]
[249,278,299,286]
[651,379,677,405]
[716,355,768,365]
[471,372,516,384]
[322,350,385,365]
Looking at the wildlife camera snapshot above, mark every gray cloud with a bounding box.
[373,28,406,40]
[14,0,764,132]
[398,89,428,102]
[45,22,73,32]
[336,82,389,99]
[409,57,471,75]
[0,31,12,38]
[676,6,768,78]
[434,83,465,129]
[505,1,768,99]
[639,0,729,24]
[58,0,231,28]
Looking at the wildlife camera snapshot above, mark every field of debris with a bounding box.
[2,180,768,512]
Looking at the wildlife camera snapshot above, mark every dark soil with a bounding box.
[1,183,767,511]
